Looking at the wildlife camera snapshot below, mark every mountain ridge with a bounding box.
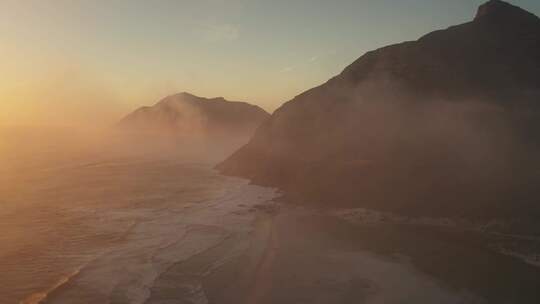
[118,92,270,155]
[217,0,540,219]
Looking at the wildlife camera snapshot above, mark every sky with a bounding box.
[1,0,539,126]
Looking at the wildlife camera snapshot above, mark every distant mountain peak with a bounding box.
[177,91,196,98]
[475,0,538,22]
[119,92,269,140]
[161,92,198,101]
[158,92,229,105]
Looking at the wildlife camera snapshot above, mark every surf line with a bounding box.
[20,265,84,304]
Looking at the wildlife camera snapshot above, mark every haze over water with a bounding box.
[0,128,277,303]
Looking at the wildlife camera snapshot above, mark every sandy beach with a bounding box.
[200,203,540,304]
[198,206,491,304]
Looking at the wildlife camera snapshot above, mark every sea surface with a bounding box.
[0,128,278,304]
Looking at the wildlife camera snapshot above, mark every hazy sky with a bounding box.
[1,0,539,126]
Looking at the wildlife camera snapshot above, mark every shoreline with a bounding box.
[203,205,480,304]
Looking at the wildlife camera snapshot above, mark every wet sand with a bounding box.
[200,205,540,304]
[197,207,484,304]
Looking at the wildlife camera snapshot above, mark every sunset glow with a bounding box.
[2,0,538,126]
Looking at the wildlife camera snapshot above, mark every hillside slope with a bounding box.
[218,0,540,218]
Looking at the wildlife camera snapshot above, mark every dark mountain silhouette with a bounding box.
[120,92,269,140]
[218,0,540,219]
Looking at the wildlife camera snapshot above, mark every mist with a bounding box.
[3,1,540,303]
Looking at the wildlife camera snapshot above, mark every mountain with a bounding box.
[218,0,540,219]
[120,92,269,139]
[118,92,269,159]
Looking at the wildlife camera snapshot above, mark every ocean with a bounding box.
[0,128,278,304]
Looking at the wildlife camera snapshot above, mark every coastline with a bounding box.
[202,205,480,304]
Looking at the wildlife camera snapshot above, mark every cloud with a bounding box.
[281,54,320,74]
[281,66,294,73]
[200,23,240,42]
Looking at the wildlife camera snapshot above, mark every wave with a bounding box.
[12,165,278,304]
[19,266,83,304]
